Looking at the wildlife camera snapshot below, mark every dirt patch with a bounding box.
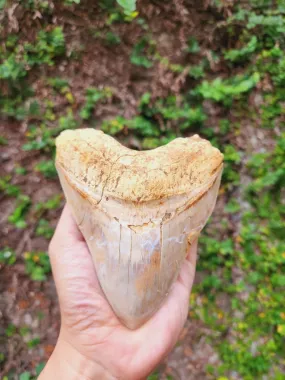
[0,0,247,378]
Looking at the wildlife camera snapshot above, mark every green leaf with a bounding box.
[101,116,126,135]
[225,199,241,213]
[35,160,57,178]
[186,37,200,53]
[31,266,46,281]
[0,353,5,363]
[189,64,205,79]
[80,88,112,120]
[271,274,285,287]
[0,177,20,196]
[0,54,27,80]
[126,116,160,137]
[197,73,260,105]
[48,77,69,90]
[5,324,16,337]
[131,39,153,68]
[277,325,285,336]
[147,372,159,380]
[8,195,31,228]
[36,362,45,376]
[19,326,30,337]
[28,100,41,117]
[116,0,136,15]
[0,247,16,265]
[225,36,258,63]
[0,0,6,10]
[36,219,54,239]
[15,166,27,175]
[27,337,41,348]
[0,135,8,145]
[19,372,31,380]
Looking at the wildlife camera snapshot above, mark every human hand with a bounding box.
[40,205,197,380]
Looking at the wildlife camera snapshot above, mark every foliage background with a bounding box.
[0,0,284,379]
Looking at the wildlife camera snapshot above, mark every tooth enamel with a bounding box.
[56,129,223,329]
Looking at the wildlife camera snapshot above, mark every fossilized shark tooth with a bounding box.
[55,129,223,329]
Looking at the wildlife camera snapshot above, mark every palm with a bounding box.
[50,206,197,380]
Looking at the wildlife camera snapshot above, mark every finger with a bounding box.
[49,204,118,327]
[49,203,97,287]
[51,204,85,249]
[49,204,102,298]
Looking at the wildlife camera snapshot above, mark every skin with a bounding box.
[39,205,198,380]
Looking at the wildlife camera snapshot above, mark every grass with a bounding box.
[0,0,284,378]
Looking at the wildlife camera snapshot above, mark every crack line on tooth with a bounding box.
[127,231,133,298]
[78,210,86,227]
[159,222,163,292]
[175,260,179,272]
[128,218,156,232]
[119,224,121,265]
[96,153,136,206]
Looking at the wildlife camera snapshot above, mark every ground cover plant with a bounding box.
[0,0,284,378]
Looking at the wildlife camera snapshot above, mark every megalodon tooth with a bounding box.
[55,129,223,329]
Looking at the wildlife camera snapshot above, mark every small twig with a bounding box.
[1,335,24,377]
[172,65,191,94]
[15,226,34,257]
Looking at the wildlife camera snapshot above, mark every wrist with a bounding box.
[39,335,116,380]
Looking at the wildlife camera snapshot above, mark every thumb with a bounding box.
[49,204,120,346]
[49,204,105,312]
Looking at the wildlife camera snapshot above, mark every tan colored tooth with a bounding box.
[55,129,223,329]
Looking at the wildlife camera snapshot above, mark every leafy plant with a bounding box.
[36,219,54,239]
[101,116,126,135]
[23,111,78,152]
[35,160,57,178]
[196,73,260,106]
[35,363,45,377]
[131,38,153,68]
[8,195,31,229]
[158,103,206,130]
[27,337,41,348]
[0,0,6,10]
[0,247,16,266]
[24,27,65,66]
[19,372,31,380]
[0,352,5,363]
[105,31,121,45]
[189,64,205,79]
[80,87,112,120]
[19,326,30,337]
[14,166,27,175]
[65,0,81,5]
[116,0,136,15]
[24,251,51,281]
[0,54,26,80]
[142,135,175,149]
[5,324,16,337]
[224,36,258,62]
[186,37,200,54]
[0,135,8,145]
[48,77,70,91]
[34,194,62,213]
[0,176,20,197]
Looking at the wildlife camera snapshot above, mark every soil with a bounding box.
[1,1,239,378]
